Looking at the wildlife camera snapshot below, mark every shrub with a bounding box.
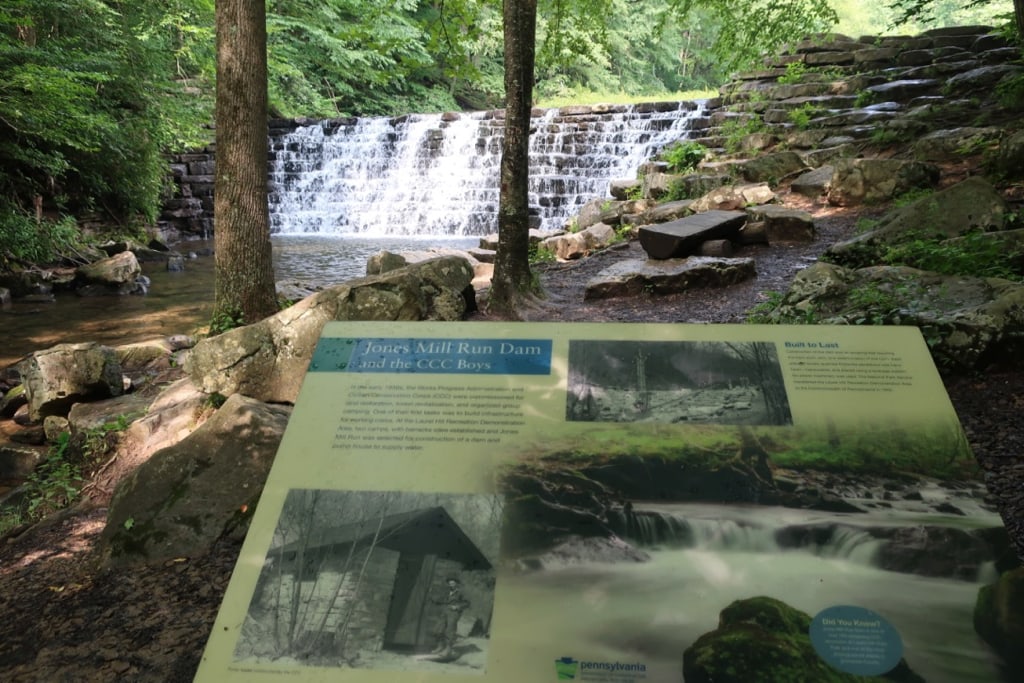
[660,141,708,174]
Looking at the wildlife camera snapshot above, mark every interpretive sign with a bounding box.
[195,322,1013,682]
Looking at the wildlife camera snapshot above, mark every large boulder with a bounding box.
[826,158,940,206]
[76,251,141,286]
[740,151,807,183]
[584,256,756,300]
[826,176,1008,267]
[764,262,1024,369]
[17,342,124,421]
[185,256,474,404]
[101,393,291,567]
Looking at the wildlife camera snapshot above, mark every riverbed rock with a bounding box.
[185,255,474,404]
[17,342,124,421]
[101,393,291,567]
[76,251,141,287]
[873,524,1004,580]
[584,256,756,300]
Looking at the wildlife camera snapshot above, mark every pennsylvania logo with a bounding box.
[555,657,580,680]
[555,656,647,681]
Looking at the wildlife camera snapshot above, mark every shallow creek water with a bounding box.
[1,234,476,369]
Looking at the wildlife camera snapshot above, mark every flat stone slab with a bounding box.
[584,256,756,300]
[638,210,748,259]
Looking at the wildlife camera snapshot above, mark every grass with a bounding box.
[536,89,718,109]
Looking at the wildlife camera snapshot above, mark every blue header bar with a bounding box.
[309,337,553,375]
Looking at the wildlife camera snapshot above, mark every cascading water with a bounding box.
[267,101,707,237]
[506,502,1006,682]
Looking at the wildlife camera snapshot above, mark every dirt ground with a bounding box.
[1,196,1022,682]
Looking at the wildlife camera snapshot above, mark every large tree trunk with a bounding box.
[1016,0,1024,42]
[213,0,278,327]
[488,0,539,317]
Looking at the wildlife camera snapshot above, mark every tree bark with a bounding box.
[213,0,278,326]
[488,0,539,316]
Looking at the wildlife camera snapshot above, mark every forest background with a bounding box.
[0,0,1015,264]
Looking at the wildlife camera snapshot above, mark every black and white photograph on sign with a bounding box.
[233,489,502,675]
[566,340,792,425]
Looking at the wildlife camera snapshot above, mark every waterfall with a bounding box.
[267,101,707,237]
[625,507,882,564]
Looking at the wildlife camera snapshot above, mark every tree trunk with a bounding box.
[213,0,278,326]
[1016,0,1024,42]
[488,0,539,316]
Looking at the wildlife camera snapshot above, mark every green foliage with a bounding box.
[206,392,229,409]
[869,127,912,147]
[660,141,708,173]
[666,0,839,73]
[0,0,214,223]
[855,217,880,234]
[528,243,557,265]
[0,210,82,266]
[745,290,786,323]
[845,282,901,325]
[25,432,82,519]
[996,72,1024,111]
[854,90,876,108]
[776,61,808,85]
[609,223,634,244]
[624,183,645,201]
[787,103,823,129]
[720,115,769,153]
[208,306,246,336]
[892,187,934,208]
[881,230,1024,280]
[887,0,1017,34]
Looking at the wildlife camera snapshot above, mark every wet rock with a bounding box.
[76,251,141,287]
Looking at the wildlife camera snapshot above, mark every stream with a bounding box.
[1,234,476,369]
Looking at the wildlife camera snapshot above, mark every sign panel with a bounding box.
[196,322,1009,682]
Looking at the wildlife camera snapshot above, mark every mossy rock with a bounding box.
[684,597,858,683]
[683,596,923,683]
[974,566,1024,669]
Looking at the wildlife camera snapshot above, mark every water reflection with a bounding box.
[1,234,478,369]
